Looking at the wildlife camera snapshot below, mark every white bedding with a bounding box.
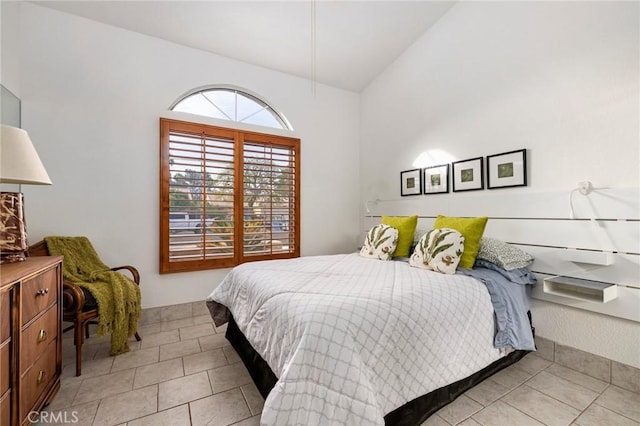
[206,253,508,425]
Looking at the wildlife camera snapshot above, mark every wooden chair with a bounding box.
[28,240,142,376]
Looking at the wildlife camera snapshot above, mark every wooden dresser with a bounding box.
[0,256,62,426]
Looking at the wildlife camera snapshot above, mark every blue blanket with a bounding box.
[459,265,536,351]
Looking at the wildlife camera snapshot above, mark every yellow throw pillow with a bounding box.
[381,215,418,258]
[433,215,488,269]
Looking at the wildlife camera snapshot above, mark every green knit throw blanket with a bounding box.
[44,236,141,356]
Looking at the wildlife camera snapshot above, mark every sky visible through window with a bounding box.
[172,88,288,130]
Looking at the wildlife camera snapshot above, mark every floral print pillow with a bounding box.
[409,228,465,274]
[360,224,399,261]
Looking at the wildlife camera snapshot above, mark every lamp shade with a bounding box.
[0,125,52,185]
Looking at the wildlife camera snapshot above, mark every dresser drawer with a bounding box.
[21,306,58,375]
[0,341,8,395]
[20,340,56,421]
[0,390,10,426]
[21,267,58,326]
[1,290,9,342]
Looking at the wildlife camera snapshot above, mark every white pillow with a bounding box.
[409,228,465,274]
[360,224,398,261]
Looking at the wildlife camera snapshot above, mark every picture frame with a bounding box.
[423,164,449,194]
[400,168,422,196]
[487,149,527,189]
[452,157,484,192]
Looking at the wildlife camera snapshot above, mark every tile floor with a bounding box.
[38,302,640,426]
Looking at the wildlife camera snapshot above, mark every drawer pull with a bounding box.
[37,370,46,384]
[36,288,49,297]
[38,329,47,342]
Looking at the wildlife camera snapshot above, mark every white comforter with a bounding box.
[206,254,506,426]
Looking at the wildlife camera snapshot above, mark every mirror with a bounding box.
[1,84,21,127]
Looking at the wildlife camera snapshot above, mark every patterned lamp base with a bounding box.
[0,192,28,263]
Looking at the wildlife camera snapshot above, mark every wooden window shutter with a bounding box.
[160,118,300,273]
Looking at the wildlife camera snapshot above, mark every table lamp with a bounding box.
[0,125,52,263]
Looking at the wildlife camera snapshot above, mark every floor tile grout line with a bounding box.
[591,400,640,424]
[523,370,624,421]
[525,382,583,410]
[524,364,612,411]
[239,384,256,418]
[92,383,160,426]
[487,383,547,426]
[155,381,161,424]
[520,368,580,414]
[545,361,613,391]
[591,383,640,423]
[125,403,186,425]
[464,380,511,409]
[90,393,103,426]
[456,403,484,426]
[540,363,606,394]
[575,399,604,426]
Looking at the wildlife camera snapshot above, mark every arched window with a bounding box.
[170,86,292,130]
[160,86,300,274]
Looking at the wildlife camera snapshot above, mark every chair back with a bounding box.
[28,240,50,257]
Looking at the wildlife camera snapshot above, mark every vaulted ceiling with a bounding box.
[34,1,455,92]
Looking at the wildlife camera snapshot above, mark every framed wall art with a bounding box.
[423,164,449,194]
[400,168,422,196]
[452,157,484,192]
[487,149,527,189]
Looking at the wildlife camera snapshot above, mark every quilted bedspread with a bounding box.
[206,253,508,425]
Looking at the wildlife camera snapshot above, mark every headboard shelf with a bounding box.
[562,249,614,266]
[543,275,617,303]
[532,275,639,323]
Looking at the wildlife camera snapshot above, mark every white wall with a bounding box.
[360,2,640,367]
[0,1,21,97]
[15,3,361,308]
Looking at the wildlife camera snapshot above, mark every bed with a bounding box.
[206,252,535,425]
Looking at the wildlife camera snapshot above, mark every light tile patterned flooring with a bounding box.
[39,302,640,426]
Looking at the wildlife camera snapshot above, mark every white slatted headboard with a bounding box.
[362,187,640,322]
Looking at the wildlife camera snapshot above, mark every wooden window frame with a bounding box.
[159,118,300,273]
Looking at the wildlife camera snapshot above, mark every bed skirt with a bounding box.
[225,315,531,426]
